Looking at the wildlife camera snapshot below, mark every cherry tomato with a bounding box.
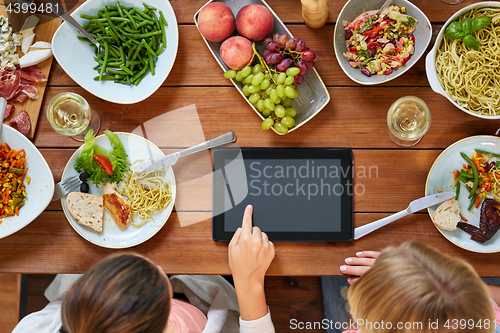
[93,154,113,176]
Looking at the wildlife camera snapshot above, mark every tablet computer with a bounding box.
[212,148,353,242]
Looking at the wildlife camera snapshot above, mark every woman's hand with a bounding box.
[228,205,275,321]
[340,251,380,284]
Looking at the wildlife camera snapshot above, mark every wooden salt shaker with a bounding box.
[300,0,328,29]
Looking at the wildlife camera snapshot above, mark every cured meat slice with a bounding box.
[17,66,46,83]
[457,198,500,243]
[0,71,21,100]
[10,92,29,103]
[9,110,31,136]
[4,105,14,120]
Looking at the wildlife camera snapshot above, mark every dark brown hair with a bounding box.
[60,253,171,333]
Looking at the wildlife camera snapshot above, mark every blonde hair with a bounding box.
[61,253,171,333]
[348,242,495,333]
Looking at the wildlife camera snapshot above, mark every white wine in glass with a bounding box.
[387,96,431,147]
[46,92,100,141]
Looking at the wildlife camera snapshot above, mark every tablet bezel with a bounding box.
[212,148,353,242]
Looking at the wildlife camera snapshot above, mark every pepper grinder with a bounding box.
[300,0,328,29]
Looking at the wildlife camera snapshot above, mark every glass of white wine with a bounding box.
[46,92,100,141]
[387,96,431,147]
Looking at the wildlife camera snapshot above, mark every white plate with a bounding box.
[425,135,500,253]
[61,133,176,248]
[52,0,178,104]
[0,126,54,239]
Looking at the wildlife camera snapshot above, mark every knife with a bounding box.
[354,192,455,240]
[130,131,236,172]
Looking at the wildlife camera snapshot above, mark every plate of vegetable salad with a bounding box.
[52,0,178,104]
[333,0,432,85]
[0,125,54,240]
[426,136,500,253]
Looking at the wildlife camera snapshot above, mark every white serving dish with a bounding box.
[52,0,178,104]
[0,126,54,239]
[426,1,500,119]
[194,0,330,135]
[334,0,432,85]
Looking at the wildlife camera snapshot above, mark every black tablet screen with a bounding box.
[213,149,353,242]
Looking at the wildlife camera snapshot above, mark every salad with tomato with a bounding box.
[342,6,417,77]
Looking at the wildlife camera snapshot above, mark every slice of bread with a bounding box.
[66,192,104,232]
[433,198,461,231]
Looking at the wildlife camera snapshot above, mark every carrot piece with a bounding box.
[454,170,460,179]
[15,206,18,216]
[460,214,468,222]
[474,195,482,208]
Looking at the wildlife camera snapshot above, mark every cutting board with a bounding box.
[0,6,61,138]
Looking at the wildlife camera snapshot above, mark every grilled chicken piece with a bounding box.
[103,182,131,229]
[457,199,500,243]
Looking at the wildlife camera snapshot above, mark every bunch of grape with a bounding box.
[224,63,299,134]
[262,33,317,85]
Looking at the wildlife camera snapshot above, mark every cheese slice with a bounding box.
[20,15,39,55]
[19,49,52,67]
[21,33,35,54]
[29,41,51,50]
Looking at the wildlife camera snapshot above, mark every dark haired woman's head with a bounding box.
[61,253,172,333]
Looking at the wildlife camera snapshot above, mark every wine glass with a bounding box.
[387,96,431,147]
[46,92,101,141]
[441,0,465,4]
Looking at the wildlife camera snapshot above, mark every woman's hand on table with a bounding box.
[340,251,380,284]
[228,205,275,321]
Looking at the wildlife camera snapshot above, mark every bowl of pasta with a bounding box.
[426,2,500,119]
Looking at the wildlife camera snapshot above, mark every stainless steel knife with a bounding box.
[130,131,236,172]
[354,192,456,240]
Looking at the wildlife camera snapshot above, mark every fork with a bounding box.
[52,176,81,201]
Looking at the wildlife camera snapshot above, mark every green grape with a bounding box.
[271,95,281,105]
[283,98,293,107]
[264,98,275,111]
[264,73,271,80]
[265,84,275,97]
[286,67,300,76]
[273,73,279,82]
[294,90,299,98]
[256,99,265,112]
[285,86,295,98]
[275,105,286,118]
[270,89,278,102]
[276,72,286,85]
[235,72,243,81]
[260,79,271,90]
[253,64,263,74]
[248,85,261,94]
[281,116,295,128]
[276,85,285,99]
[240,66,252,78]
[224,70,236,79]
[249,93,260,104]
[284,76,294,85]
[261,117,274,130]
[244,74,254,85]
[242,85,251,97]
[252,72,265,86]
[263,108,272,116]
[285,107,297,117]
[274,122,288,134]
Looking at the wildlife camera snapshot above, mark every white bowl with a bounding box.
[334,0,432,85]
[425,1,500,119]
[52,0,178,104]
[0,126,54,239]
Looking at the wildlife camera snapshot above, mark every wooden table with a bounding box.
[1,0,499,276]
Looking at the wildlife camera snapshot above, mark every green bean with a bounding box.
[460,170,474,179]
[105,12,125,41]
[143,2,157,11]
[106,5,117,10]
[475,149,500,158]
[150,11,160,30]
[116,1,125,18]
[131,64,148,83]
[82,21,91,30]
[119,65,134,75]
[106,68,128,75]
[99,41,109,80]
[137,19,154,28]
[458,175,468,184]
[468,193,477,210]
[159,16,166,47]
[94,75,115,80]
[124,30,162,39]
[455,181,461,200]
[142,39,158,60]
[156,44,165,56]
[148,53,155,75]
[119,46,125,63]
[135,8,154,22]
[159,10,168,27]
[93,64,101,70]
[461,152,479,199]
[81,14,100,19]
[131,41,143,61]
[77,36,90,42]
[122,8,138,29]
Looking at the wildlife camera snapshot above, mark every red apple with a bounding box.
[236,4,274,41]
[220,36,254,70]
[198,2,235,42]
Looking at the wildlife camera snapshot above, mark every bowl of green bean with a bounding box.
[52,0,178,104]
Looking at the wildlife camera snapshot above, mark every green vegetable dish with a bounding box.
[445,16,491,50]
[79,1,168,85]
[74,130,128,186]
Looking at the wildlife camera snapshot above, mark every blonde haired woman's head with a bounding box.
[61,253,172,333]
[348,241,495,333]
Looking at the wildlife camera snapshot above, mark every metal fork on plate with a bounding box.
[52,176,81,201]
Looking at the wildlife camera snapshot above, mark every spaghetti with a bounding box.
[119,160,173,228]
[435,8,500,116]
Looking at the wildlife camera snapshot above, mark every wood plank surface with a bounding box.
[0,273,20,332]
[0,6,61,138]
